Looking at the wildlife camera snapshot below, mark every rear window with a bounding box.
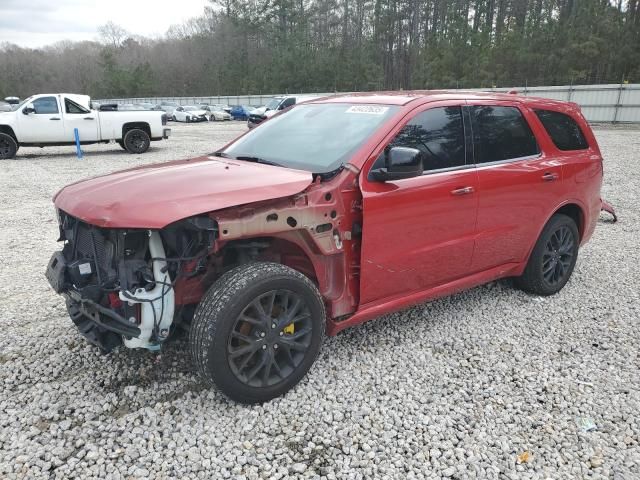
[534,109,589,151]
[470,106,539,164]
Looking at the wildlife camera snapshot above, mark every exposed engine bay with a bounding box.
[45,210,216,351]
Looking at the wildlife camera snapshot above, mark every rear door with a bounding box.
[359,102,479,305]
[468,101,565,272]
[17,96,65,143]
[62,97,99,142]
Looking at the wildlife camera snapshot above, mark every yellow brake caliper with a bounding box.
[283,323,295,335]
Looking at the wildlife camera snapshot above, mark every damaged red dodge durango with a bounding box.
[47,91,604,403]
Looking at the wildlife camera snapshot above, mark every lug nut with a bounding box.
[262,345,267,350]
[279,332,283,336]
[271,323,276,329]
[260,332,266,337]
[273,344,278,349]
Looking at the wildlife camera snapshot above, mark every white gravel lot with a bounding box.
[0,121,638,479]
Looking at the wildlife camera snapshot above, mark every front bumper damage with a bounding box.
[45,214,176,352]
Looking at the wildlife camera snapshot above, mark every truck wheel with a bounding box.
[123,129,150,154]
[0,133,18,160]
[189,262,325,404]
[515,214,579,296]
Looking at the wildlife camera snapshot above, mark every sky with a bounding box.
[0,0,209,48]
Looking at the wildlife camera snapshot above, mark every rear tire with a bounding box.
[515,214,579,296]
[0,133,18,159]
[189,262,325,404]
[123,128,150,154]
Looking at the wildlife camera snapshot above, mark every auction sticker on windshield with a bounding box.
[345,105,389,115]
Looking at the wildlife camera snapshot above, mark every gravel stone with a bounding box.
[0,122,639,479]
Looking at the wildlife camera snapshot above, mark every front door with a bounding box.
[359,102,479,305]
[18,96,65,143]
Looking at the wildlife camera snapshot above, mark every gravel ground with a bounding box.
[0,122,638,479]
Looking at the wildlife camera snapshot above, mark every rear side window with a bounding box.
[534,109,588,150]
[471,106,539,163]
[374,106,466,172]
[65,98,90,114]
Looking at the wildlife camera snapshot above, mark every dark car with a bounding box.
[230,105,254,121]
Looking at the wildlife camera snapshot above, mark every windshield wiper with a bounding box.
[234,155,283,167]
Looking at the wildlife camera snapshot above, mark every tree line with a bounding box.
[0,0,639,99]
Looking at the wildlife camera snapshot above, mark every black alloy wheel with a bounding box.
[0,133,18,159]
[227,289,313,388]
[189,262,325,403]
[541,225,575,286]
[123,128,150,154]
[515,213,579,295]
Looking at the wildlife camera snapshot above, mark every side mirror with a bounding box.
[370,146,423,181]
[23,103,36,115]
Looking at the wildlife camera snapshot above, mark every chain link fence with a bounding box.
[98,83,640,123]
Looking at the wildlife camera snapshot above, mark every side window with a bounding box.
[534,109,588,150]
[280,98,296,109]
[373,106,466,172]
[471,106,539,163]
[32,97,59,114]
[64,98,89,114]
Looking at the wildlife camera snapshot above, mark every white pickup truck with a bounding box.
[0,93,171,159]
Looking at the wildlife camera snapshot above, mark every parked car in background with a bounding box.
[202,105,232,121]
[157,102,180,120]
[230,105,254,121]
[0,102,12,112]
[45,91,604,403]
[0,93,170,159]
[173,106,209,123]
[248,95,323,128]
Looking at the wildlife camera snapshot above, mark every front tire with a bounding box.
[189,262,325,404]
[0,133,18,159]
[122,128,150,154]
[515,213,579,295]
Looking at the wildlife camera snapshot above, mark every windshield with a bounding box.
[265,98,282,110]
[222,103,398,173]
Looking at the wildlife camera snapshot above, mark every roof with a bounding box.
[311,90,577,109]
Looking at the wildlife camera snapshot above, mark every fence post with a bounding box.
[613,80,625,124]
[567,81,573,102]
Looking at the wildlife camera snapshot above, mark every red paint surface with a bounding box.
[53,91,603,334]
[54,157,312,228]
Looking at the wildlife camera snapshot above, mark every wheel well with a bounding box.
[219,237,318,285]
[0,125,17,142]
[122,122,150,140]
[554,203,584,239]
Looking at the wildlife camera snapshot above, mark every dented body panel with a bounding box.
[54,157,313,228]
[49,90,605,350]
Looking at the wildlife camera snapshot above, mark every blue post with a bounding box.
[74,128,83,159]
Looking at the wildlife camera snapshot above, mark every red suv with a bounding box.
[46,91,603,403]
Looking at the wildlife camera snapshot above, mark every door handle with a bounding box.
[50,117,61,121]
[542,172,559,182]
[84,117,94,120]
[451,186,475,196]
